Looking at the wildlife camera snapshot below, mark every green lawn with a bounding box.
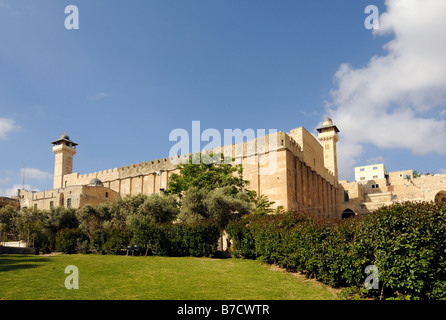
[0,254,339,300]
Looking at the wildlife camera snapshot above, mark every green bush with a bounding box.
[90,230,109,255]
[56,228,89,254]
[131,216,220,257]
[102,229,133,255]
[90,229,133,255]
[182,222,220,257]
[225,220,256,259]
[359,202,446,299]
[131,217,170,256]
[32,230,51,254]
[226,202,446,300]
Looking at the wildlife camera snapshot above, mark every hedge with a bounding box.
[57,220,221,257]
[56,228,89,254]
[132,218,221,257]
[90,229,133,255]
[226,202,446,300]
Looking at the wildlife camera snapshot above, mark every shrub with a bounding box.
[56,228,89,254]
[90,229,134,255]
[44,207,79,250]
[131,216,220,257]
[131,216,170,256]
[226,202,446,300]
[102,229,133,255]
[359,202,446,299]
[32,230,51,253]
[182,222,220,257]
[225,220,256,259]
[90,230,109,255]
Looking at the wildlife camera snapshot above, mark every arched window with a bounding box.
[341,209,355,219]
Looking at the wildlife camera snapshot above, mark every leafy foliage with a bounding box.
[43,207,79,250]
[165,153,250,197]
[177,186,252,228]
[137,193,180,224]
[131,216,220,257]
[0,205,19,234]
[227,202,446,300]
[55,228,89,254]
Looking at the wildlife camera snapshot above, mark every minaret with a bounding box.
[317,116,340,182]
[51,131,78,189]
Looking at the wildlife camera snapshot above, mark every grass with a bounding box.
[0,254,339,300]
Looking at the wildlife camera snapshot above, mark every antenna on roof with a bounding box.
[22,164,26,190]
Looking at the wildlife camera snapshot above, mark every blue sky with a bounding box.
[1,0,445,196]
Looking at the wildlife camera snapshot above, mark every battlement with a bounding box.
[62,129,337,192]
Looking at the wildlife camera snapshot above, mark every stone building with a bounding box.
[17,118,341,218]
[18,133,120,211]
[18,180,120,211]
[338,164,446,218]
[14,118,445,219]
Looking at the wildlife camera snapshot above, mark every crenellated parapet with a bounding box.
[65,155,188,187]
[57,127,339,215]
[63,129,337,188]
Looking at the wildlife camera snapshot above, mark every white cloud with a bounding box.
[327,0,446,179]
[20,168,52,181]
[0,184,36,197]
[366,155,386,165]
[88,92,110,101]
[336,140,364,181]
[0,117,18,140]
[0,168,49,197]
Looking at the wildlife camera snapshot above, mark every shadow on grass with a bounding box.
[0,255,50,272]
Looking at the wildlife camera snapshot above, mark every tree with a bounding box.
[97,194,149,229]
[166,152,265,227]
[76,204,107,237]
[137,193,179,224]
[177,186,252,229]
[177,187,208,224]
[165,153,250,197]
[95,201,122,230]
[116,194,148,217]
[14,207,48,248]
[204,186,252,229]
[250,194,275,216]
[0,205,19,236]
[43,206,78,250]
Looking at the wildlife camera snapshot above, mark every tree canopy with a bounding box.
[165,153,251,197]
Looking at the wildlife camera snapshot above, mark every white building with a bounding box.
[354,164,387,182]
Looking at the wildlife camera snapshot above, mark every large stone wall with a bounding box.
[389,171,446,202]
[58,128,339,216]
